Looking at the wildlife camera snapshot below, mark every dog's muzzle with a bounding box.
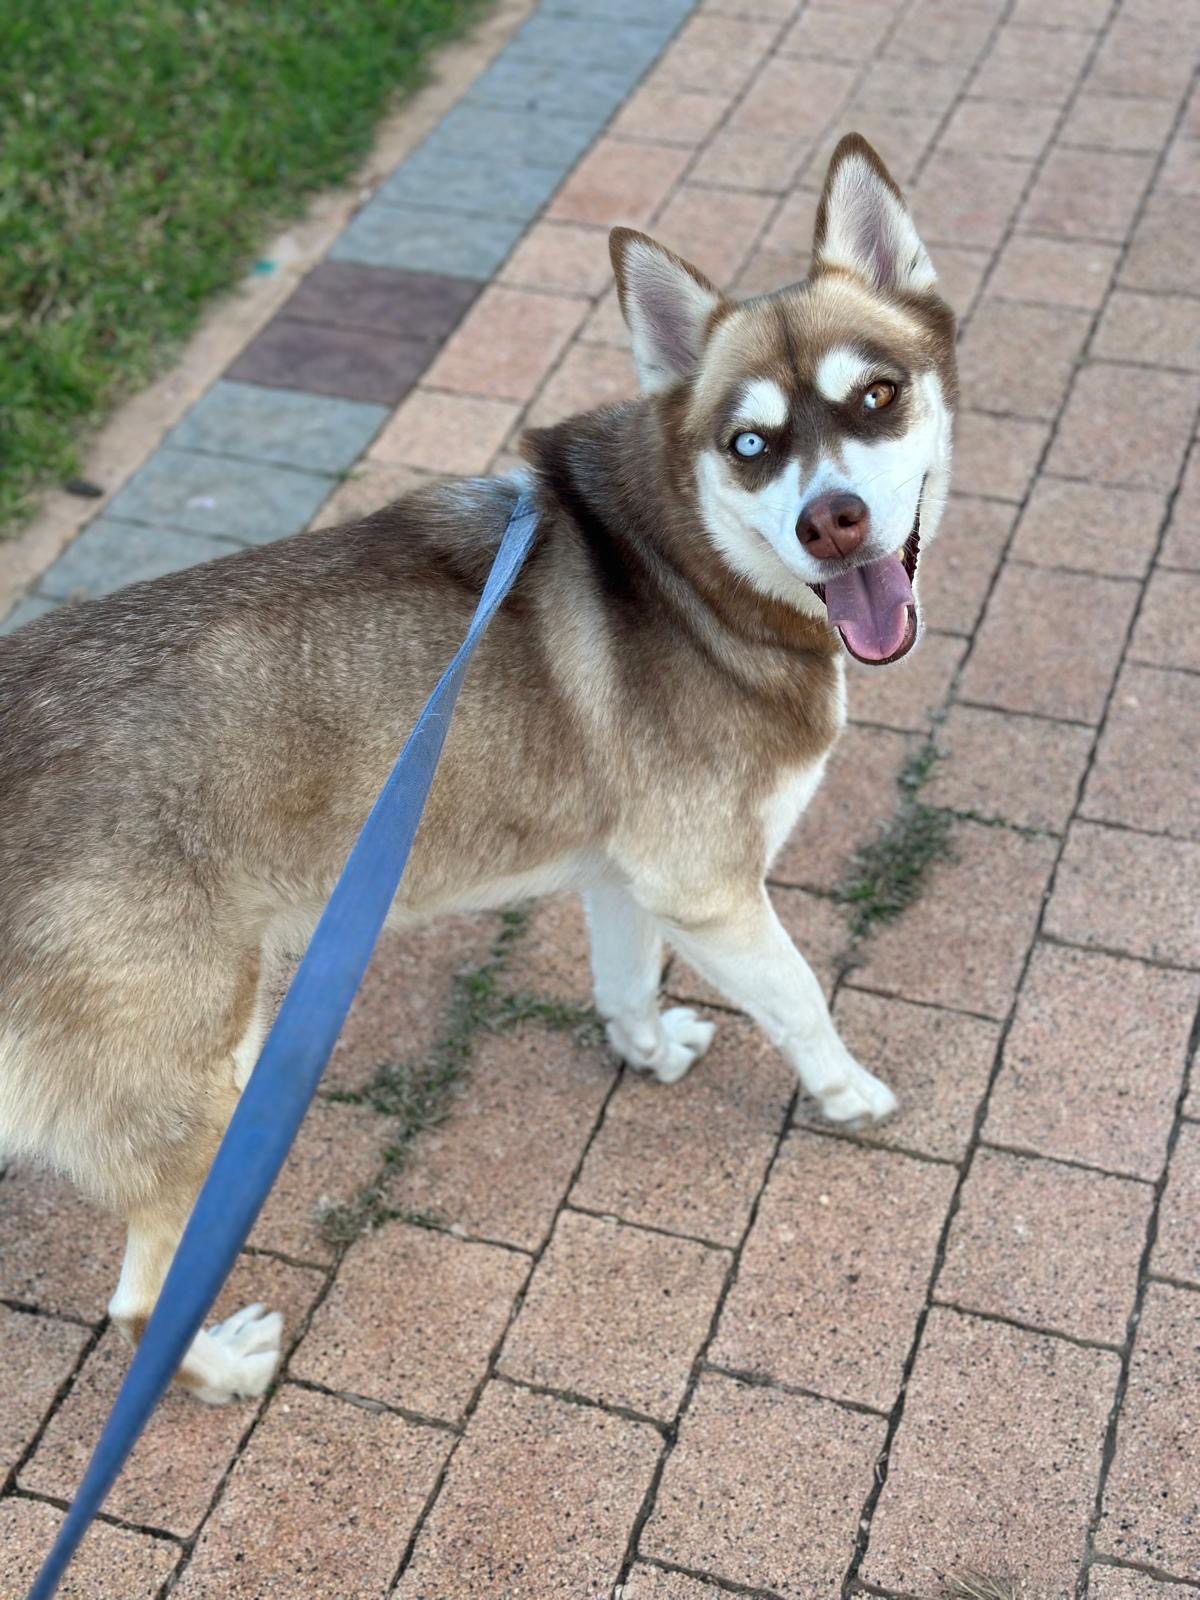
[807,491,923,667]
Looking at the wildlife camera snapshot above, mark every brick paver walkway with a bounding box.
[3,0,1200,1595]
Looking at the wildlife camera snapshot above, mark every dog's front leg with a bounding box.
[583,884,715,1084]
[664,888,897,1124]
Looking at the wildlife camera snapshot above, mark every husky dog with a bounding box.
[0,136,956,1403]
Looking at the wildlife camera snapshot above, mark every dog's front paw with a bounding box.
[606,1006,716,1085]
[818,1061,898,1125]
[655,1007,717,1084]
[187,1302,284,1405]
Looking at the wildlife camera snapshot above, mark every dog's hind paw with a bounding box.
[606,1005,716,1086]
[185,1302,284,1405]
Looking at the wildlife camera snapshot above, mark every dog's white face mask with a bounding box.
[612,134,957,666]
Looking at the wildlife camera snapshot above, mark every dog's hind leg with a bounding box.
[107,1085,283,1406]
[662,887,897,1124]
[584,884,715,1084]
[232,960,274,1092]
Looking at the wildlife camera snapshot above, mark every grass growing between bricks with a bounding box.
[838,740,957,945]
[319,908,603,1247]
[1,0,484,535]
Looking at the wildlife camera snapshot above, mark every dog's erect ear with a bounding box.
[812,133,936,296]
[610,227,728,394]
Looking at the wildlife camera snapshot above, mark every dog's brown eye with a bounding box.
[863,381,897,411]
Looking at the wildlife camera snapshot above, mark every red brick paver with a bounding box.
[1010,477,1166,580]
[292,1222,528,1422]
[174,1386,449,1598]
[821,987,1002,1162]
[862,1308,1119,1598]
[641,1372,885,1597]
[1090,1570,1200,1600]
[938,1147,1151,1344]
[0,1498,178,1599]
[622,1568,729,1600]
[711,1133,954,1411]
[925,702,1093,832]
[1084,662,1200,840]
[853,820,1058,1018]
[959,563,1140,724]
[984,944,1198,1180]
[1097,1283,1200,1579]
[1046,819,1200,968]
[499,1210,728,1419]
[387,1026,613,1250]
[1154,1119,1200,1287]
[0,1309,91,1480]
[395,1382,661,1599]
[571,1016,789,1246]
[771,722,914,890]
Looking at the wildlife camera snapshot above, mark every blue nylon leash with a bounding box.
[27,487,539,1600]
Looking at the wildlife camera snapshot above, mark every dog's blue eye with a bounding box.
[733,432,766,458]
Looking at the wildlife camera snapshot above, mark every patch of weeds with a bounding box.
[394,1208,448,1231]
[941,806,1050,840]
[898,735,942,794]
[314,1194,381,1249]
[947,1574,1022,1600]
[837,739,957,944]
[319,905,602,1247]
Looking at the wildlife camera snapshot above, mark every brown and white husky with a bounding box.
[0,135,956,1403]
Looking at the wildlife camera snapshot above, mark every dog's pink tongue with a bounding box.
[823,555,914,662]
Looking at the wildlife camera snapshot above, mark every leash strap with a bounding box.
[27,487,539,1600]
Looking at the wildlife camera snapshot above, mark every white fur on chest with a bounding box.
[761,662,845,867]
[762,757,829,866]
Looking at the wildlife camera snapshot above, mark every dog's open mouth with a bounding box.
[809,511,922,667]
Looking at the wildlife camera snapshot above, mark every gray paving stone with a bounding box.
[168,380,387,473]
[465,52,640,123]
[106,448,334,542]
[376,149,566,218]
[542,0,691,15]
[0,593,61,635]
[419,104,600,170]
[37,517,239,601]
[330,201,527,279]
[513,11,675,70]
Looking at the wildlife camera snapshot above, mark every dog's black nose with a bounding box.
[797,493,869,561]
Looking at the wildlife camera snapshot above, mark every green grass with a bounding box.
[0,0,483,534]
